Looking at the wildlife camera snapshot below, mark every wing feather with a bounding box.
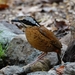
[38,26,62,49]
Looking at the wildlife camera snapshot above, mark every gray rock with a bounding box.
[1,21,23,34]
[63,63,75,75]
[60,32,72,46]
[22,58,51,74]
[0,23,16,44]
[48,69,58,75]
[6,34,59,66]
[63,40,75,62]
[45,52,59,65]
[27,71,49,75]
[0,22,23,44]
[0,66,23,75]
[6,34,41,66]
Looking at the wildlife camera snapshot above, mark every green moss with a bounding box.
[0,30,8,58]
[0,43,5,58]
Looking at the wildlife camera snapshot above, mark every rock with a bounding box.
[60,32,72,46]
[1,21,23,34]
[6,34,41,66]
[0,22,25,69]
[27,71,49,75]
[0,22,23,44]
[48,69,57,75]
[63,40,75,62]
[23,58,51,73]
[63,63,75,75]
[0,65,24,75]
[30,58,51,71]
[0,23,16,44]
[0,59,51,75]
[45,52,59,65]
[6,34,59,66]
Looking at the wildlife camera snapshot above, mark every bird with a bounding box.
[11,16,62,64]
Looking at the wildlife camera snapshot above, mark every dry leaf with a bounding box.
[0,0,8,9]
[54,19,69,33]
[0,0,13,9]
[0,4,8,9]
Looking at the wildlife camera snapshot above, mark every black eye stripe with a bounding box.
[22,19,36,26]
[20,17,40,26]
[11,16,40,27]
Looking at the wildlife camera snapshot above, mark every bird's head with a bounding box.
[11,16,40,28]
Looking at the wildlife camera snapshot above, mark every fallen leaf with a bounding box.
[0,4,8,9]
[0,0,13,10]
[54,19,69,32]
[56,65,64,75]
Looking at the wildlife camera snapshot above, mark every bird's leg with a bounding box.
[34,52,47,62]
[56,54,65,75]
[37,52,47,60]
[57,53,64,65]
[57,54,62,65]
[30,52,47,65]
